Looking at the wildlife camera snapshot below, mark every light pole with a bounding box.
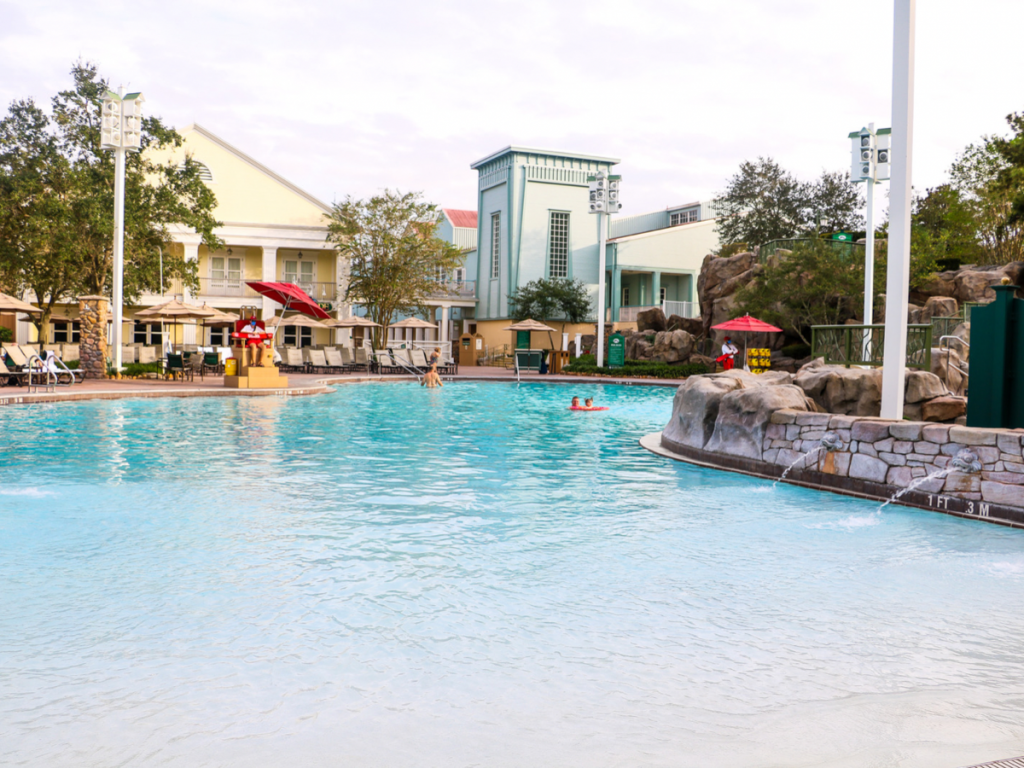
[100,87,145,373]
[880,0,916,419]
[848,122,891,350]
[588,171,622,367]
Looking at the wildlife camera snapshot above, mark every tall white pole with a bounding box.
[863,123,876,328]
[596,210,607,367]
[880,0,915,419]
[112,142,126,373]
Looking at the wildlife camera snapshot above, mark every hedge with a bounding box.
[562,354,708,379]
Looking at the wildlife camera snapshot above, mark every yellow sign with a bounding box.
[747,347,771,374]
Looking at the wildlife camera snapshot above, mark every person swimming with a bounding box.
[585,398,594,407]
[571,396,581,408]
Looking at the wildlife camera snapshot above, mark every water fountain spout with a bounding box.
[877,451,981,512]
[774,431,844,488]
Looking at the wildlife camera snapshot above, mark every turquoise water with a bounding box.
[2,381,1024,767]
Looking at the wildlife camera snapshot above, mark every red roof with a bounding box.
[444,209,477,229]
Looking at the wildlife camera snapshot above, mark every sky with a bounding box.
[2,0,1022,217]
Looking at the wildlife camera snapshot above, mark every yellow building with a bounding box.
[20,124,342,349]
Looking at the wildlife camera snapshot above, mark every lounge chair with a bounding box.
[189,352,206,380]
[306,348,329,373]
[62,344,79,362]
[138,346,157,364]
[283,348,306,372]
[0,357,28,387]
[353,347,370,372]
[324,347,347,372]
[120,346,137,364]
[203,351,221,374]
[5,344,33,369]
[391,349,415,372]
[410,349,432,371]
[374,348,395,374]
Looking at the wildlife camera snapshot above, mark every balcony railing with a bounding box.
[426,280,475,300]
[147,278,338,301]
[810,323,932,370]
[618,301,699,323]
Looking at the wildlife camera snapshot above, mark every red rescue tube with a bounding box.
[568,406,610,411]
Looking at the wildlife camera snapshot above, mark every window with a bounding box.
[622,286,630,306]
[660,286,666,304]
[285,259,315,289]
[453,267,465,284]
[211,255,242,290]
[284,326,312,347]
[490,213,501,279]
[52,321,80,343]
[210,327,229,346]
[132,321,163,346]
[548,211,570,278]
[670,208,699,227]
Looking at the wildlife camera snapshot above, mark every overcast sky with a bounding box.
[2,0,1022,217]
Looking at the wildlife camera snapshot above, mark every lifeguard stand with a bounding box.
[224,316,289,389]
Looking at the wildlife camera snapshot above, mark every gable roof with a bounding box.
[181,123,331,214]
[444,209,478,229]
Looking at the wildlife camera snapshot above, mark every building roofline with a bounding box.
[470,145,620,169]
[181,123,333,214]
[608,217,716,244]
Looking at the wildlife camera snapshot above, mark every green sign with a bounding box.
[832,232,852,242]
[608,332,625,368]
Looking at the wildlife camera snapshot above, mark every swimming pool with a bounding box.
[2,381,1023,767]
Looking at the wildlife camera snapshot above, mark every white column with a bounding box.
[596,211,607,367]
[181,242,200,346]
[440,305,450,343]
[880,0,916,419]
[261,246,278,320]
[182,243,200,301]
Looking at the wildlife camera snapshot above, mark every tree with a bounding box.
[950,133,1024,264]
[0,61,222,342]
[910,184,985,267]
[808,169,864,234]
[992,110,1024,229]
[713,158,862,249]
[507,277,592,348]
[325,190,464,348]
[733,240,865,345]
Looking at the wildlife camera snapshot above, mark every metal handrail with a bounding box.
[26,354,56,393]
[378,348,422,380]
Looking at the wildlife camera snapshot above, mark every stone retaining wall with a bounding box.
[765,412,1024,509]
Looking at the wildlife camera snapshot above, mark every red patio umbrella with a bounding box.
[711,313,783,371]
[245,281,330,320]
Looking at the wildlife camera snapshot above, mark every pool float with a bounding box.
[569,406,609,411]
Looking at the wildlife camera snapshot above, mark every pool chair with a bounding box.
[121,346,137,364]
[0,357,29,387]
[138,346,157,365]
[324,347,347,372]
[391,348,418,374]
[62,344,80,363]
[281,348,306,373]
[353,347,370,372]
[188,352,206,381]
[306,348,330,373]
[4,344,32,369]
[409,349,432,371]
[373,348,396,374]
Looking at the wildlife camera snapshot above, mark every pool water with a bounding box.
[2,381,1024,767]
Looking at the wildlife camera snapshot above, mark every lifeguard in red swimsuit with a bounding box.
[233,316,273,367]
[716,336,739,371]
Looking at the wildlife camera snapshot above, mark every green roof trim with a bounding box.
[104,89,121,101]
[123,92,143,100]
[876,127,892,135]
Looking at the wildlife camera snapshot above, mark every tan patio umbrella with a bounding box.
[389,316,438,347]
[325,316,382,347]
[0,292,42,314]
[503,318,559,352]
[136,299,215,352]
[265,314,328,329]
[198,304,239,346]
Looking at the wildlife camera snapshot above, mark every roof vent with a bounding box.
[178,160,214,183]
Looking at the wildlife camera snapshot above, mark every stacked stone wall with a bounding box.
[766,411,1024,508]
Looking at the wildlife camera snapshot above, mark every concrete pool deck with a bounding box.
[0,367,687,407]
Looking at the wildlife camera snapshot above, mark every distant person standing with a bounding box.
[421,363,444,389]
[717,336,739,371]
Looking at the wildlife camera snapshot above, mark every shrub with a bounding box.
[563,354,708,379]
[123,362,163,377]
[0,326,12,343]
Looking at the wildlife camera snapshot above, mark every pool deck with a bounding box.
[0,367,687,407]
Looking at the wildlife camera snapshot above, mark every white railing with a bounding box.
[663,300,698,319]
[618,305,660,322]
